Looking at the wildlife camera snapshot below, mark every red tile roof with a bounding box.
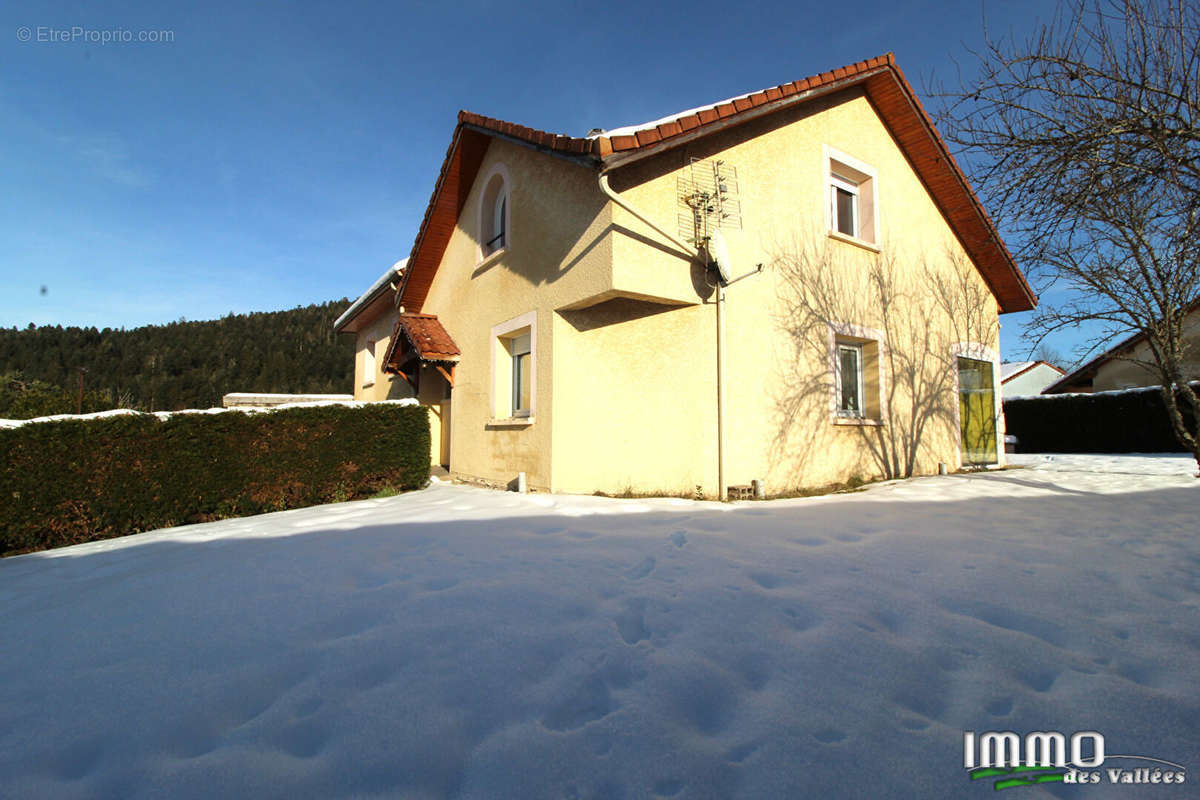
[398,53,1036,315]
[383,313,460,374]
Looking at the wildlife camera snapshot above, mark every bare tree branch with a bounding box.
[933,0,1200,471]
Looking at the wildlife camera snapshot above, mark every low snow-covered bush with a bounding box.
[1003,382,1198,453]
[1,403,429,555]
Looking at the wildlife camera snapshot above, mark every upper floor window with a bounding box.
[831,174,860,238]
[478,164,511,260]
[824,146,877,246]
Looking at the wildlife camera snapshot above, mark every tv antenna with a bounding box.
[678,160,761,501]
[678,158,742,247]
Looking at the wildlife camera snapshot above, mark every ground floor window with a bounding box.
[829,326,883,422]
[836,342,864,417]
[362,339,376,387]
[510,331,531,417]
[491,311,537,422]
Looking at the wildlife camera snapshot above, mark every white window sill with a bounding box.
[487,416,534,428]
[827,231,880,253]
[475,247,506,271]
[833,416,884,427]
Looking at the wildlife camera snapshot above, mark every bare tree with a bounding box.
[1032,342,1068,370]
[934,0,1200,470]
[770,235,998,481]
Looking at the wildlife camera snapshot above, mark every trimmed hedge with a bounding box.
[1003,382,1198,453]
[1,403,429,556]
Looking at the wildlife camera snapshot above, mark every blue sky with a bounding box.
[2,0,1067,359]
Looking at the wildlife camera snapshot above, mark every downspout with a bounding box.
[598,174,697,258]
[597,172,728,501]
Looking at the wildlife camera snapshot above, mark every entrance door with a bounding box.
[417,365,453,470]
[957,357,997,464]
[439,385,452,469]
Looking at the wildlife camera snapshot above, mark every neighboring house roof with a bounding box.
[1001,360,1065,384]
[1001,361,1035,381]
[1042,298,1200,394]
[333,259,407,334]
[397,52,1036,316]
[382,313,461,376]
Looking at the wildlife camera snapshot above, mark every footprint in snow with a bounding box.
[615,598,650,644]
[626,556,656,580]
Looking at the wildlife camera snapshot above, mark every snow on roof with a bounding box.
[332,258,408,332]
[588,88,761,139]
[1001,361,1035,380]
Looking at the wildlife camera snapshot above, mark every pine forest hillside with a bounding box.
[1,300,356,417]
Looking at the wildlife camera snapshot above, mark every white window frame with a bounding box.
[827,322,887,425]
[362,339,376,388]
[489,310,537,424]
[823,145,879,247]
[835,342,865,418]
[477,162,512,263]
[510,331,531,418]
[951,342,1004,467]
[830,174,859,239]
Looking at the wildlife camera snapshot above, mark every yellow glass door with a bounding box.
[958,357,997,464]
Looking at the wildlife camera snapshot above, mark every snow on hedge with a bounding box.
[1,462,1197,798]
[0,397,417,429]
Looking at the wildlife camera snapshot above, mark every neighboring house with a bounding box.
[1000,361,1066,398]
[332,258,456,467]
[1043,303,1200,394]
[334,53,1035,496]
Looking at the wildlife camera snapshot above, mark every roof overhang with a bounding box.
[333,260,407,334]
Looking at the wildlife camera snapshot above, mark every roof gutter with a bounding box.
[462,123,600,169]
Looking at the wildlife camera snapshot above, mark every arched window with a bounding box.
[478,166,509,259]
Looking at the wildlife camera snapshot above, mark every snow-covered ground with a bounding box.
[1,457,1197,798]
[1009,451,1198,477]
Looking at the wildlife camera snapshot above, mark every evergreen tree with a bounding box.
[0,300,356,418]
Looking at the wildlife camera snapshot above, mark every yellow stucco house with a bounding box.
[334,54,1036,498]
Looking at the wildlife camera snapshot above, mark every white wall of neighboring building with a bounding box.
[1002,362,1065,397]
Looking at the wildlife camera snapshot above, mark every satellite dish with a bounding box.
[708,228,733,285]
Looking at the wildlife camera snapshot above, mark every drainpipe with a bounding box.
[597,172,727,500]
[597,174,698,257]
[715,282,726,501]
